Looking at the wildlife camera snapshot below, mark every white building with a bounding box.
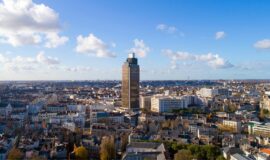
[182,95,204,106]
[151,96,186,113]
[197,88,218,98]
[151,95,202,113]
[248,121,270,137]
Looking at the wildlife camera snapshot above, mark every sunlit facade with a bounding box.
[122,53,140,111]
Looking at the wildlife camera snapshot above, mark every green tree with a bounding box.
[188,144,205,159]
[167,142,223,160]
[174,149,194,160]
[216,155,226,160]
[203,145,221,160]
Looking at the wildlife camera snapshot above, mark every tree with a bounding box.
[188,144,205,159]
[260,109,270,120]
[203,145,221,160]
[216,155,226,160]
[174,149,193,160]
[8,148,24,160]
[227,102,237,113]
[263,109,269,114]
[100,136,116,160]
[74,146,89,160]
[120,133,129,153]
[167,142,223,160]
[31,155,47,160]
[170,143,186,152]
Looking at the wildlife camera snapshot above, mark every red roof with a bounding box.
[260,148,270,155]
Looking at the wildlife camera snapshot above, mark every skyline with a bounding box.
[1,0,270,80]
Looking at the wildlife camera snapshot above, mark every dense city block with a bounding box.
[1,79,270,160]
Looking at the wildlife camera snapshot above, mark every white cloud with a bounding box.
[65,66,92,72]
[197,53,233,69]
[215,31,225,40]
[45,33,69,48]
[167,26,177,34]
[0,54,10,63]
[156,24,167,31]
[156,24,184,36]
[156,24,177,33]
[129,39,150,58]
[0,51,60,71]
[75,33,115,58]
[254,39,270,49]
[163,49,233,69]
[36,51,59,65]
[0,0,68,47]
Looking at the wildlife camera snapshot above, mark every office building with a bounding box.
[151,96,187,113]
[122,53,140,111]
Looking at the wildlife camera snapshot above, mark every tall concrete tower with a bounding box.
[122,53,140,111]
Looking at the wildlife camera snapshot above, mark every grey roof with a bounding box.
[128,142,162,149]
[231,153,252,160]
[222,147,243,155]
[122,152,165,160]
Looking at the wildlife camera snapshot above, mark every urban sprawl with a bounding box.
[1,54,270,160]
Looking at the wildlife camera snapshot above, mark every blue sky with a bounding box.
[0,0,270,80]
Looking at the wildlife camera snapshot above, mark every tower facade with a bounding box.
[122,53,140,111]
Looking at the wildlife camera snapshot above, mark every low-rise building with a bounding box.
[151,96,187,112]
[140,95,151,111]
[260,93,270,112]
[122,142,166,160]
[248,121,270,137]
[223,120,242,133]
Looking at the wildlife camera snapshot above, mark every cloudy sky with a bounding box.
[0,0,270,80]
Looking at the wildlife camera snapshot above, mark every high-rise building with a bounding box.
[122,53,140,111]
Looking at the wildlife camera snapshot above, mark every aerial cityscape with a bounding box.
[1,0,270,160]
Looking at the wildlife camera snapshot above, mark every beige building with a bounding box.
[260,93,270,112]
[223,120,242,133]
[140,95,151,111]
